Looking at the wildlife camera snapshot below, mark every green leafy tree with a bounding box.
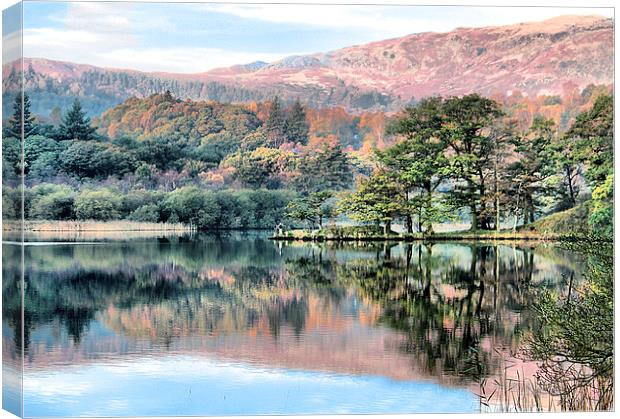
[381,97,450,233]
[286,99,309,145]
[135,162,158,188]
[2,187,21,219]
[226,147,292,189]
[507,117,559,225]
[564,94,613,236]
[566,94,613,187]
[134,137,184,170]
[338,172,404,234]
[58,99,97,141]
[213,191,239,229]
[24,135,66,176]
[589,174,613,239]
[2,136,21,177]
[286,191,333,229]
[60,141,136,179]
[442,94,504,230]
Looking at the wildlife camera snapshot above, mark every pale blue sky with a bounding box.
[16,1,615,73]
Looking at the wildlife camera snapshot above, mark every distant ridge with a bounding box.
[2,15,613,117]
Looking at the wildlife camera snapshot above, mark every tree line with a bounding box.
[2,91,612,236]
[326,93,612,236]
[2,92,355,228]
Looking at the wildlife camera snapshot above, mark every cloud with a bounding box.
[98,48,291,73]
[201,3,614,39]
[22,2,290,73]
[24,26,290,73]
[2,29,21,65]
[23,2,139,62]
[21,2,614,73]
[200,3,432,39]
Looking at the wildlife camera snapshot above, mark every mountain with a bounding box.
[2,15,613,118]
[204,15,612,100]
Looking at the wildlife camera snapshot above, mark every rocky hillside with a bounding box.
[218,15,612,101]
[2,15,613,118]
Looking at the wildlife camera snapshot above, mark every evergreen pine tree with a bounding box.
[266,96,287,147]
[4,93,36,138]
[59,99,97,141]
[285,99,309,144]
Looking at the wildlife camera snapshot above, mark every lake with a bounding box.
[2,232,583,416]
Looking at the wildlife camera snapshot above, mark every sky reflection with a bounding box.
[24,355,477,416]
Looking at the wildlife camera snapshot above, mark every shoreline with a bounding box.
[1,222,590,243]
[270,230,561,242]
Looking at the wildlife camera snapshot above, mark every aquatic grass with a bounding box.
[477,350,613,412]
[8,220,195,232]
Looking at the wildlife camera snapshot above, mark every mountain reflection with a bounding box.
[3,235,582,387]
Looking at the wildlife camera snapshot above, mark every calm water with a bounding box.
[2,233,583,416]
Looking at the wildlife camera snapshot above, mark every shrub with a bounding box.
[128,204,161,223]
[2,187,19,219]
[162,186,220,229]
[121,190,163,216]
[74,189,123,220]
[30,187,76,220]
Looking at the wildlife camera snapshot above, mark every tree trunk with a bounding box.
[565,165,577,207]
[383,220,391,235]
[526,193,535,224]
[424,184,434,235]
[469,180,478,231]
[495,195,500,232]
[470,203,478,231]
[405,215,413,234]
[477,169,488,230]
[494,150,500,231]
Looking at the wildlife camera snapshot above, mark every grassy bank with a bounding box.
[271,204,601,242]
[271,227,560,242]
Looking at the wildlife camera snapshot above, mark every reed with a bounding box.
[478,354,613,412]
[4,220,195,232]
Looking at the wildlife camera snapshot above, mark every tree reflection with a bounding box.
[284,241,577,384]
[3,237,581,386]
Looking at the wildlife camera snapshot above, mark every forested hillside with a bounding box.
[2,81,612,237]
[1,59,402,119]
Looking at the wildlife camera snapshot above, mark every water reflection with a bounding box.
[2,234,582,416]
